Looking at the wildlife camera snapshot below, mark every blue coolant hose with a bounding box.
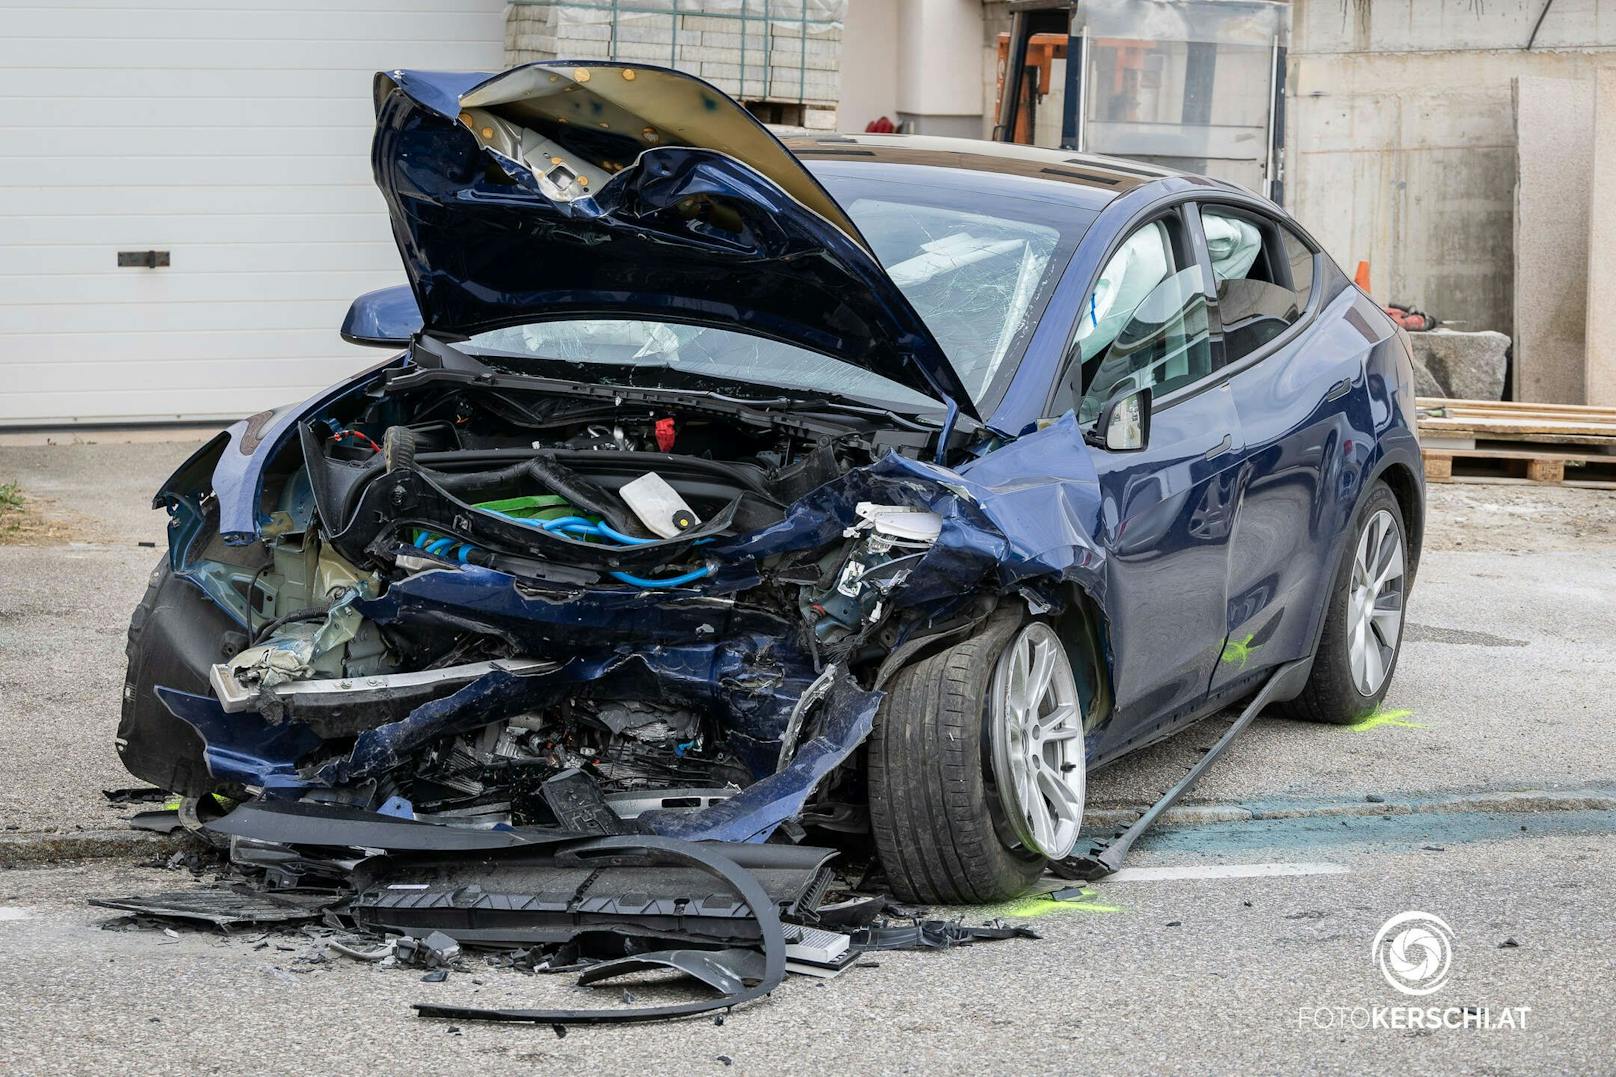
[451,510,711,588]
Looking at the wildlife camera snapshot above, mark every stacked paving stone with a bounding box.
[506,0,845,126]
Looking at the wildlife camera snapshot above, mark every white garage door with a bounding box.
[0,0,507,426]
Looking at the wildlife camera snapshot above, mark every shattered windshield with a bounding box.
[465,183,1087,413]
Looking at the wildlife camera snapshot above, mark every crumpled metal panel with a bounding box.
[165,410,1110,842]
[371,64,978,415]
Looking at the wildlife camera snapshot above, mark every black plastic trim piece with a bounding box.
[412,836,786,1025]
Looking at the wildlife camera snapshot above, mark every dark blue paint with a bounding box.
[341,284,422,346]
[159,687,322,792]
[372,67,978,417]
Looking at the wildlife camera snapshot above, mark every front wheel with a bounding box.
[868,616,1087,903]
[1285,481,1409,724]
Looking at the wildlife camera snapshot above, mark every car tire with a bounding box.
[1284,481,1409,725]
[868,613,1080,904]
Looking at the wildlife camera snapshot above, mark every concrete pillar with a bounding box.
[837,0,900,131]
[894,0,983,136]
[1585,68,1616,407]
[1513,75,1594,404]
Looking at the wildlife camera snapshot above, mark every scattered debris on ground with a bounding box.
[89,818,1040,1028]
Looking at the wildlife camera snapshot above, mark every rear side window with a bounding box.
[1281,225,1315,310]
[1200,207,1310,362]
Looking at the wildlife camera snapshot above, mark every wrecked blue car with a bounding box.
[118,62,1424,903]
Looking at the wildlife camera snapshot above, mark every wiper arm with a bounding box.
[430,336,956,434]
[732,391,950,435]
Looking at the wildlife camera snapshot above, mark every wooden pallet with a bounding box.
[1415,397,1616,488]
[1416,397,1616,446]
[1421,446,1616,488]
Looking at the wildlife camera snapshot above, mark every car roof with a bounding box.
[781,132,1179,210]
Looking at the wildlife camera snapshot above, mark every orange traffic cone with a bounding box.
[1353,260,1372,295]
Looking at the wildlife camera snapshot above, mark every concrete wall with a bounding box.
[1514,76,1594,403]
[837,0,899,131]
[1586,68,1616,406]
[1288,0,1616,342]
[894,0,984,134]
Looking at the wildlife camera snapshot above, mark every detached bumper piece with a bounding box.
[349,841,836,948]
[410,837,790,1026]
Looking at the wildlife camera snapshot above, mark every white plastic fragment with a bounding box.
[846,502,943,545]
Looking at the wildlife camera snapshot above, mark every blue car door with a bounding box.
[1059,208,1246,760]
[1193,202,1369,695]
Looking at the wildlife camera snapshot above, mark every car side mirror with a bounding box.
[341,284,423,348]
[1086,386,1152,452]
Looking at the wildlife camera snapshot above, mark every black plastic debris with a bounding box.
[88,889,336,930]
[540,767,636,835]
[126,809,185,834]
[110,801,1042,1027]
[807,894,889,929]
[396,930,462,969]
[350,840,835,947]
[412,836,788,1025]
[850,919,1038,951]
[102,786,168,804]
[204,799,576,853]
[578,947,766,996]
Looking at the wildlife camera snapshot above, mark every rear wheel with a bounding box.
[869,616,1086,903]
[1285,482,1408,724]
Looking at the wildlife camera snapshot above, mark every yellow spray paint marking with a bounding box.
[1220,633,1258,669]
[1338,707,1424,733]
[993,886,1122,919]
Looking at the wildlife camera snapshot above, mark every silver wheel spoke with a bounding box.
[988,623,1086,861]
[1028,640,1055,705]
[1039,702,1077,730]
[1361,636,1385,693]
[1037,768,1083,822]
[1369,605,1401,647]
[1372,540,1404,591]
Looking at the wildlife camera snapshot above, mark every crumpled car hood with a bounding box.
[371,63,979,418]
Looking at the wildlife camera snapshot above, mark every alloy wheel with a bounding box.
[988,622,1086,859]
[1348,507,1405,695]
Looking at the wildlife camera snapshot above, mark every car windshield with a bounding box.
[464,178,1091,413]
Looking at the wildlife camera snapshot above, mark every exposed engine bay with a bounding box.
[121,340,1099,847]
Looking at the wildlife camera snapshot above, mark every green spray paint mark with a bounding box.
[1338,707,1424,734]
[1220,633,1259,669]
[995,886,1122,919]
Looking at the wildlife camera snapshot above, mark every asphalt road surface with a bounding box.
[1,436,1613,1073]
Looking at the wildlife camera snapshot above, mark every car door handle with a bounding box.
[1325,377,1352,401]
[1203,433,1233,460]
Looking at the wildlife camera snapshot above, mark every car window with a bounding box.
[1280,224,1315,309]
[1074,219,1218,423]
[1200,207,1306,362]
[465,181,1093,414]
